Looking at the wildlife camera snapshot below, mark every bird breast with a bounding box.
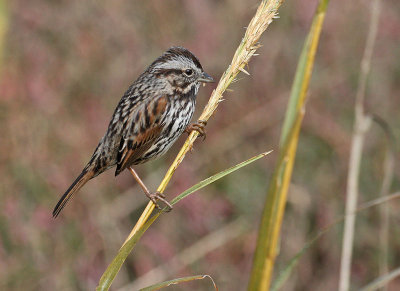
[137,90,197,163]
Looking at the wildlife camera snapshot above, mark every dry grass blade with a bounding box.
[248,0,329,290]
[123,0,284,248]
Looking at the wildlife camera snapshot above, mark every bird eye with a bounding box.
[184,69,193,76]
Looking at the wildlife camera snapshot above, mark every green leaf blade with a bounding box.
[140,274,217,291]
[171,151,272,206]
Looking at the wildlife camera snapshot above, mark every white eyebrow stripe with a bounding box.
[157,57,195,70]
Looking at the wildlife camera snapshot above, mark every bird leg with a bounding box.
[185,119,207,140]
[128,167,173,211]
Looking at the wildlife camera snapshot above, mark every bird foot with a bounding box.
[146,191,173,212]
[185,120,207,140]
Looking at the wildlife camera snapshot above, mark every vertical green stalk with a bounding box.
[248,0,329,290]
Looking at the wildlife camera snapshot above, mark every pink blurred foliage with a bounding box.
[142,230,176,261]
[32,206,56,232]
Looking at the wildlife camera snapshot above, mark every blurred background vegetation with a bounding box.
[0,0,399,290]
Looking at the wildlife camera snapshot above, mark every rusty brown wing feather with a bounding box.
[115,95,168,175]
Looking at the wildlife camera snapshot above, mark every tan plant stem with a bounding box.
[338,0,381,290]
[122,0,284,247]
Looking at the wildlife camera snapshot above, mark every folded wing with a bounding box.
[115,95,168,175]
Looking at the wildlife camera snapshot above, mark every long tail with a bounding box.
[53,169,95,218]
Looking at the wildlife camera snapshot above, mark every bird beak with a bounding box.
[198,72,214,83]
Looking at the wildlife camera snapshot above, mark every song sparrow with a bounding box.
[53,47,214,217]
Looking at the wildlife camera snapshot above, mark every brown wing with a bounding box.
[115,95,168,175]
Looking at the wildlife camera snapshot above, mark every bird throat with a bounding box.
[173,81,198,95]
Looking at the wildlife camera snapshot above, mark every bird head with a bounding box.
[150,47,214,94]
